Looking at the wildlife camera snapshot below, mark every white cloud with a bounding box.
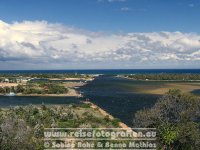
[120,7,130,11]
[0,20,200,69]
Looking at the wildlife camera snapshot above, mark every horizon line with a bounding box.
[0,68,200,71]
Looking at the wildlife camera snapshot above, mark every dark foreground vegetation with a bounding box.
[0,86,199,149]
[0,103,120,150]
[134,89,200,150]
[126,74,200,80]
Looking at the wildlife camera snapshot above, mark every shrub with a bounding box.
[80,103,91,108]
[111,118,120,127]
[133,89,200,150]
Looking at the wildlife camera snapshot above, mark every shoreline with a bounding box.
[49,77,94,81]
[0,89,82,97]
[118,76,200,82]
[83,101,131,129]
[0,95,131,129]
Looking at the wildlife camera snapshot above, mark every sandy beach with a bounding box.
[0,83,21,87]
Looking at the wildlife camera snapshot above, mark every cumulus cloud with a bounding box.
[0,20,200,69]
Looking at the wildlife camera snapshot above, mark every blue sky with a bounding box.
[0,0,200,69]
[0,0,200,33]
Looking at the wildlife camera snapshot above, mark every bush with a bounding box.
[133,89,200,150]
[111,118,120,127]
[0,87,5,93]
[80,103,91,108]
[16,85,25,93]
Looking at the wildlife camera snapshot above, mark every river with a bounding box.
[0,75,167,126]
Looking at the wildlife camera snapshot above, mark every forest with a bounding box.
[125,73,200,80]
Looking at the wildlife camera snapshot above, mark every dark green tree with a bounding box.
[133,89,200,150]
[16,85,25,93]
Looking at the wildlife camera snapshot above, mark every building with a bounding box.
[4,79,9,82]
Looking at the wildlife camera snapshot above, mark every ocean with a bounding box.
[0,69,200,74]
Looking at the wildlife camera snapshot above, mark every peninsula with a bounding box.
[0,73,94,97]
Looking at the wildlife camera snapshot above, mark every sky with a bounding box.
[0,0,200,69]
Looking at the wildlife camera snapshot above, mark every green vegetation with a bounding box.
[111,118,121,127]
[0,87,10,94]
[0,73,92,95]
[0,104,119,149]
[16,84,25,93]
[0,73,88,79]
[0,81,69,95]
[23,82,68,94]
[126,73,200,80]
[133,89,200,150]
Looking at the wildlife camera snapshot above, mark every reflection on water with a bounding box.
[80,75,159,126]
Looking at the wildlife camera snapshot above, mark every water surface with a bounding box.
[1,69,200,74]
[0,96,82,107]
[1,69,200,126]
[80,76,160,126]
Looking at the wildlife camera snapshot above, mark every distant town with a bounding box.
[0,74,95,96]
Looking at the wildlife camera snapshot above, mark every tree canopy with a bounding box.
[126,74,200,80]
[133,89,200,150]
